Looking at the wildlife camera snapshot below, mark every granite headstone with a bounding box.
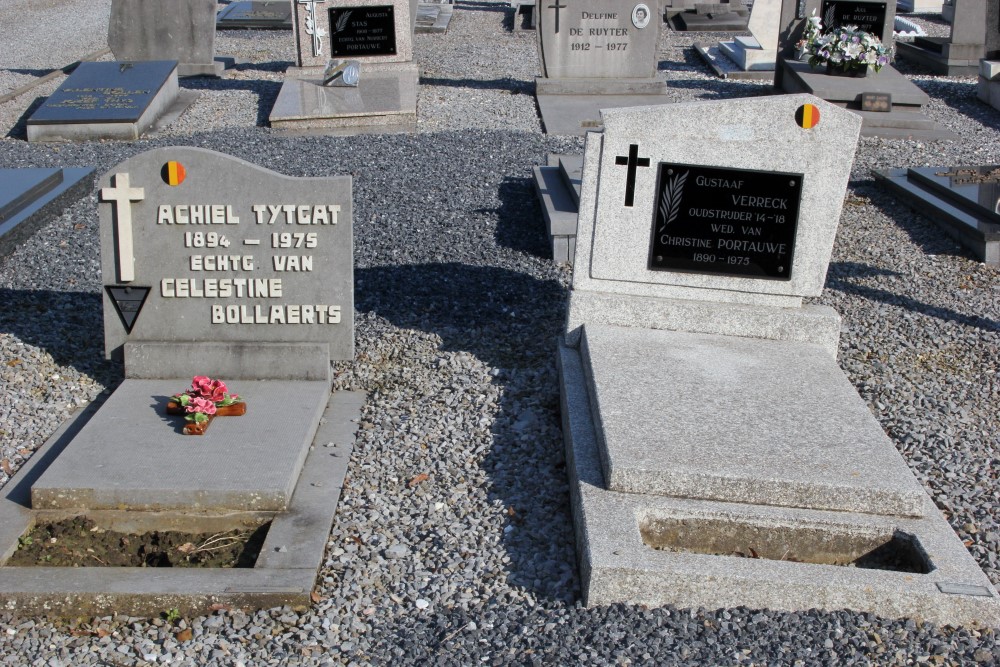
[109,0,224,77]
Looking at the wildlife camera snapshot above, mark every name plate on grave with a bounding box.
[329,5,397,57]
[648,164,802,279]
[820,1,887,39]
[99,147,353,360]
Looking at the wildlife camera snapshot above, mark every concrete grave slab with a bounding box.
[269,66,418,131]
[0,391,364,617]
[97,147,354,368]
[31,380,330,512]
[217,1,293,29]
[896,0,990,75]
[532,153,582,263]
[0,167,94,257]
[109,0,225,77]
[580,324,927,516]
[416,2,454,32]
[26,61,191,142]
[559,342,1000,626]
[874,166,1000,265]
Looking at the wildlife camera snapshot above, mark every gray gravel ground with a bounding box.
[0,2,998,664]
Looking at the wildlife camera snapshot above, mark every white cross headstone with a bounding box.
[100,172,145,283]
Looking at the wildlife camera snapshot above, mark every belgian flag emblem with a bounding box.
[161,161,186,186]
[795,104,820,129]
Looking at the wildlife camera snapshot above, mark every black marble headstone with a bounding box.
[820,0,888,39]
[28,61,176,125]
[0,169,63,223]
[647,163,802,280]
[328,5,398,57]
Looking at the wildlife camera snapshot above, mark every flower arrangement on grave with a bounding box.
[167,376,246,435]
[806,24,891,76]
[795,10,824,57]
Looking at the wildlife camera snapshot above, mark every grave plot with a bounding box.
[0,167,94,257]
[109,0,226,77]
[557,94,1000,626]
[269,0,420,133]
[0,147,364,617]
[25,61,197,142]
[874,165,1000,265]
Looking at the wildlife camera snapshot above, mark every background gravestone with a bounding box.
[896,0,997,76]
[109,0,224,77]
[274,0,419,131]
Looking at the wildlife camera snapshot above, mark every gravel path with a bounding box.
[0,2,998,665]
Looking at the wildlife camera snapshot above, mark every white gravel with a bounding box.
[0,2,997,665]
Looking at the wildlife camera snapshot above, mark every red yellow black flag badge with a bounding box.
[795,104,820,129]
[161,161,186,186]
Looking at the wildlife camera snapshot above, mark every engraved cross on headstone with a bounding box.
[548,0,567,33]
[298,0,328,57]
[100,172,144,283]
[615,144,651,208]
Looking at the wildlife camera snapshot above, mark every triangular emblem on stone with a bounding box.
[105,285,150,334]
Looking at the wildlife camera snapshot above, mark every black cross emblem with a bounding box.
[548,0,567,33]
[615,144,650,207]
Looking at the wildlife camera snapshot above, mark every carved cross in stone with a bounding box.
[548,0,567,33]
[615,144,650,208]
[100,172,145,283]
[298,0,328,58]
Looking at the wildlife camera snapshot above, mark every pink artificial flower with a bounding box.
[185,396,217,416]
[205,379,228,403]
[191,376,213,395]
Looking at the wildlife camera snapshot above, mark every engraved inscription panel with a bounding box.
[538,0,658,79]
[820,0,888,39]
[329,5,397,57]
[648,164,802,280]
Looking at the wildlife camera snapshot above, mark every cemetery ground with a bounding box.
[0,0,998,664]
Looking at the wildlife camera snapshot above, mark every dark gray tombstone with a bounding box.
[819,0,892,44]
[0,168,94,257]
[26,61,190,142]
[217,1,293,29]
[109,0,224,77]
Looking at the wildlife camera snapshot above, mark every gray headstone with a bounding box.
[109,0,223,77]
[217,1,294,29]
[537,0,661,80]
[98,147,354,376]
[570,95,861,319]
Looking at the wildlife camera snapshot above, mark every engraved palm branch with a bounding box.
[658,171,687,231]
[335,10,352,32]
[823,4,835,27]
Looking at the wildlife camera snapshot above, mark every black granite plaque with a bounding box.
[820,0,887,38]
[28,61,176,125]
[329,5,397,57]
[0,169,62,223]
[648,164,802,279]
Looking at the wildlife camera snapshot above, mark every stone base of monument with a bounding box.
[873,166,1000,265]
[26,61,198,143]
[416,2,454,33]
[978,60,1000,111]
[269,63,419,134]
[693,42,778,80]
[895,38,983,77]
[0,167,94,258]
[558,325,1000,626]
[0,384,364,616]
[532,154,582,264]
[534,80,669,136]
[779,60,957,140]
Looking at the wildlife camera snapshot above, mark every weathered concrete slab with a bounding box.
[31,380,330,512]
[0,391,363,617]
[558,342,1000,626]
[580,324,927,516]
[535,93,671,136]
[874,167,1000,265]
